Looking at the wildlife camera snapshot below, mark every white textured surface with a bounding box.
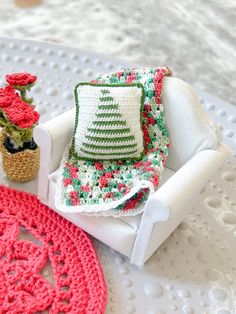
[0,38,236,314]
[0,0,235,106]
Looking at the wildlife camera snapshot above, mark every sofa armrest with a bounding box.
[146,143,230,221]
[33,108,75,200]
[131,143,231,265]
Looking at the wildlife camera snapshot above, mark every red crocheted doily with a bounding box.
[0,185,107,313]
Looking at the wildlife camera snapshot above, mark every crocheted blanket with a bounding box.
[0,185,107,313]
[56,67,172,217]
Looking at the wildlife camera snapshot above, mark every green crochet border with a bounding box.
[71,82,145,161]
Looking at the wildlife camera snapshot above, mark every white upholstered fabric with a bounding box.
[162,77,221,171]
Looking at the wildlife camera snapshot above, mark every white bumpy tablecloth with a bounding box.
[0,37,236,314]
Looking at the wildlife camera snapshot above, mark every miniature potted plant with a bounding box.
[0,72,40,182]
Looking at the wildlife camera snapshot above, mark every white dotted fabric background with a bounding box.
[0,37,236,314]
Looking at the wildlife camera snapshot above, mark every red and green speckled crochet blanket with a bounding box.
[55,67,172,217]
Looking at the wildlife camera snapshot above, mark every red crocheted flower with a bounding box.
[0,86,19,108]
[6,73,37,87]
[3,98,40,128]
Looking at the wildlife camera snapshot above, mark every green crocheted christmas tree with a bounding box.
[80,89,138,158]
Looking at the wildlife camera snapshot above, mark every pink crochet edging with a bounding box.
[0,185,107,314]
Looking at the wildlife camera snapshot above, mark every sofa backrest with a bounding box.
[161,77,221,171]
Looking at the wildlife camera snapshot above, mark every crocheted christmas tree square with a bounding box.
[71,82,145,160]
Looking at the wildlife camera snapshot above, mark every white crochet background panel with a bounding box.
[0,37,236,314]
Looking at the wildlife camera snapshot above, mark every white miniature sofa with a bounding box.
[34,77,230,266]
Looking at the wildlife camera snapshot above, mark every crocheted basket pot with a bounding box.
[0,131,40,182]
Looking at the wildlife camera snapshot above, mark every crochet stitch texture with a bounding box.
[72,82,145,160]
[56,67,171,217]
[0,185,107,313]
